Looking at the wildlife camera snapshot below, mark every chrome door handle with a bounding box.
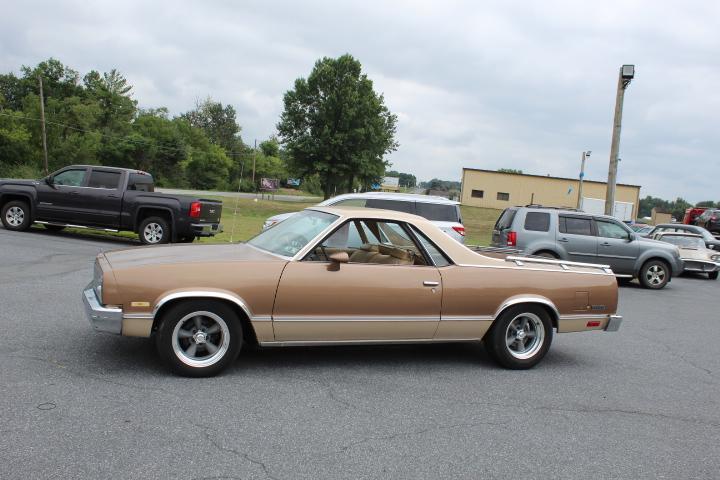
[558,238,569,243]
[423,281,439,287]
[601,242,611,246]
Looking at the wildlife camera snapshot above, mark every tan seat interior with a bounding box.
[348,243,417,265]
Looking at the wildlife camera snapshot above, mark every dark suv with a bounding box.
[694,209,720,235]
[491,205,684,289]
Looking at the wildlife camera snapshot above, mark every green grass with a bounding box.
[29,196,501,247]
[460,205,501,246]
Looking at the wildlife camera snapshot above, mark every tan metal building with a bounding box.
[460,168,641,220]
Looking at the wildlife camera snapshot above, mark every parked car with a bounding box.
[491,205,684,289]
[682,207,708,225]
[0,165,222,244]
[84,206,622,377]
[262,192,466,243]
[651,232,719,279]
[629,224,654,235]
[694,208,720,235]
[643,223,720,250]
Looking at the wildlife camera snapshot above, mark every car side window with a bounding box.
[411,226,451,267]
[596,220,630,239]
[364,199,415,214]
[53,169,86,187]
[88,170,122,189]
[128,173,154,192]
[305,219,428,266]
[524,212,550,232]
[559,216,593,236]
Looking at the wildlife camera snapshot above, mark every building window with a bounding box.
[471,189,484,198]
[497,192,510,201]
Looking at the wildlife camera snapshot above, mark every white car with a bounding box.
[263,192,466,243]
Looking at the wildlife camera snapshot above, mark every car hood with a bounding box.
[678,247,715,261]
[103,243,284,270]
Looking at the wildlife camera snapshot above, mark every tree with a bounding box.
[277,54,398,198]
[181,98,242,153]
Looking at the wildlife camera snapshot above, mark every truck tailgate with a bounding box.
[196,199,222,223]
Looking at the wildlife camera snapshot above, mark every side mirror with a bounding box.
[327,251,349,271]
[627,233,636,242]
[45,176,54,186]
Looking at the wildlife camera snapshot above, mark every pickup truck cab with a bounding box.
[0,165,222,244]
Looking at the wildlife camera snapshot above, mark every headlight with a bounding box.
[712,254,719,261]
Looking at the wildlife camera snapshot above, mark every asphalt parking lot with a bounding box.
[1,228,719,480]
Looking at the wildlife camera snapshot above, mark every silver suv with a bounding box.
[491,205,684,289]
[263,192,466,243]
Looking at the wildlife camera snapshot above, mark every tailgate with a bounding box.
[196,199,222,223]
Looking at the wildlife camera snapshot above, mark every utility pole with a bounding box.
[252,139,257,190]
[605,65,635,215]
[576,150,591,209]
[38,75,49,176]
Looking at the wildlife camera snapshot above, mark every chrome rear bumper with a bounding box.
[83,283,122,334]
[605,314,623,332]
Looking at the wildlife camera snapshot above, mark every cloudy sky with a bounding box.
[2,0,719,201]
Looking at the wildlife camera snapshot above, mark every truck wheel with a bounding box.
[639,259,670,289]
[139,216,170,245]
[709,272,718,280]
[1,200,32,231]
[155,301,242,377]
[484,304,553,370]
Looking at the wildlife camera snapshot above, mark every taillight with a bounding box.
[712,216,717,221]
[507,231,517,247]
[452,226,465,236]
[189,202,201,218]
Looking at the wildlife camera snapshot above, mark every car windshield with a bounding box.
[662,235,704,249]
[248,210,338,257]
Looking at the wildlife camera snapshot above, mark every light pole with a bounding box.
[576,150,591,209]
[605,64,635,216]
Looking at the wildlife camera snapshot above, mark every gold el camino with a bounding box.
[83,207,623,376]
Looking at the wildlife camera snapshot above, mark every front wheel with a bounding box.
[155,301,242,377]
[639,260,670,289]
[1,200,32,231]
[139,216,170,245]
[484,305,553,369]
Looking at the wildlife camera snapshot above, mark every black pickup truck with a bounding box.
[0,165,222,244]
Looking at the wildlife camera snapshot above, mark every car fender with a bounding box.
[633,249,679,276]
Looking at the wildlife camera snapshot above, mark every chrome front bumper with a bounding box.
[682,260,720,273]
[83,283,122,334]
[605,314,623,332]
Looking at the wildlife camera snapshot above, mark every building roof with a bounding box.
[462,167,641,189]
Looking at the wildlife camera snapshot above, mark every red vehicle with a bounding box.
[683,207,707,225]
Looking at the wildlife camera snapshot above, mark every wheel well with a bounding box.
[494,302,559,330]
[152,298,259,346]
[1,194,32,213]
[532,250,559,259]
[136,208,172,232]
[641,257,672,276]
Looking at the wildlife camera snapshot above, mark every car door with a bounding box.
[272,219,442,342]
[80,168,124,227]
[594,218,639,274]
[35,167,89,222]
[557,215,598,263]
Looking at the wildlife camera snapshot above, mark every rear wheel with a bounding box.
[485,305,553,369]
[1,200,32,231]
[639,259,670,289]
[155,301,242,377]
[139,216,170,245]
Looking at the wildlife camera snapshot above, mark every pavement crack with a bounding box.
[194,423,279,480]
[636,332,714,377]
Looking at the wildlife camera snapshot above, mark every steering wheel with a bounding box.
[276,233,309,256]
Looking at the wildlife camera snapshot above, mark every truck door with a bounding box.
[35,167,89,222]
[79,168,124,227]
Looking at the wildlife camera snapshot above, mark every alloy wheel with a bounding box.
[5,206,24,227]
[143,222,164,243]
[505,312,545,360]
[645,264,666,286]
[171,311,230,368]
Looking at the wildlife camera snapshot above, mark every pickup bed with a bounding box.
[0,165,222,244]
